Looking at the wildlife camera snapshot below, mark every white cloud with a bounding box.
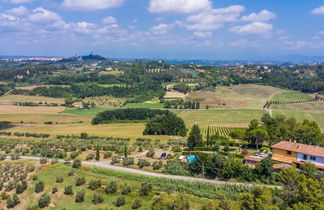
[73,21,96,34]
[8,0,32,4]
[186,5,245,30]
[5,6,28,16]
[148,0,212,14]
[28,8,62,24]
[230,21,272,35]
[241,10,276,22]
[62,0,124,11]
[150,23,174,35]
[102,16,116,24]
[311,6,324,14]
[193,31,212,38]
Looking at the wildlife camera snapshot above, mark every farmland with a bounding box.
[270,90,313,103]
[185,84,283,109]
[3,161,227,209]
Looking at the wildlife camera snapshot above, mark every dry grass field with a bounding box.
[0,105,65,114]
[186,84,283,109]
[164,91,186,99]
[272,102,324,112]
[0,94,65,104]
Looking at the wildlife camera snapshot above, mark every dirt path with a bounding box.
[9,155,281,189]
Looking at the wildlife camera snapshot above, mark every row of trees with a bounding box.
[230,114,324,147]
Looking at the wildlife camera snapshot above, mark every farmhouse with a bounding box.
[272,141,324,170]
[243,156,263,168]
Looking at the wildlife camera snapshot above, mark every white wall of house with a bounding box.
[297,153,324,166]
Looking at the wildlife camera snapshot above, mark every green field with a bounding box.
[62,108,115,116]
[272,110,324,128]
[177,109,267,126]
[271,90,312,103]
[123,103,164,109]
[272,102,324,111]
[20,163,234,209]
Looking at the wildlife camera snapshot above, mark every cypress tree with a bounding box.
[187,125,202,150]
[206,126,210,147]
[95,144,100,161]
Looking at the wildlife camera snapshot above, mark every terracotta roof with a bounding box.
[272,141,324,158]
[272,164,291,170]
[243,156,263,162]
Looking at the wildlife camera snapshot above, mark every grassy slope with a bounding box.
[186,84,283,109]
[0,94,65,104]
[271,90,313,102]
[123,103,164,109]
[21,163,216,209]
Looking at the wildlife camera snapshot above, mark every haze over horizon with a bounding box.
[2,0,324,60]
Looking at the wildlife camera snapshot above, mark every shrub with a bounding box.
[163,161,190,176]
[132,199,142,209]
[122,183,131,195]
[103,151,112,159]
[153,161,163,170]
[35,181,44,193]
[92,194,103,205]
[16,181,27,194]
[88,180,101,190]
[38,194,50,208]
[116,196,126,207]
[86,153,95,160]
[111,156,121,165]
[75,177,86,186]
[64,186,73,195]
[146,148,155,158]
[122,157,134,166]
[7,194,20,208]
[139,183,152,196]
[70,151,79,159]
[52,187,57,194]
[105,181,117,194]
[39,158,47,164]
[68,170,74,176]
[138,159,151,169]
[26,164,35,172]
[75,190,85,203]
[72,159,81,168]
[172,147,182,153]
[56,177,64,183]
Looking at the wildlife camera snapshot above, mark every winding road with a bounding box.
[8,155,281,189]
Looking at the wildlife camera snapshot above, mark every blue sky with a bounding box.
[1,0,324,59]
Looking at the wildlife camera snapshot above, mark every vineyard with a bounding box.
[189,125,247,138]
[263,90,322,109]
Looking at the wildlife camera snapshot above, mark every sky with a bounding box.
[1,0,324,59]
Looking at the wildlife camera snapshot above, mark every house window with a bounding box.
[303,154,308,160]
[286,151,292,155]
[310,156,316,161]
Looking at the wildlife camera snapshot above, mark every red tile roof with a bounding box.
[272,141,324,158]
[243,156,263,162]
[272,164,291,170]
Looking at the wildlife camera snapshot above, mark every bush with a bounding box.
[122,183,131,195]
[116,196,126,207]
[163,161,190,176]
[72,159,81,168]
[146,148,155,158]
[139,183,152,196]
[35,181,44,193]
[132,199,142,209]
[172,147,182,152]
[70,151,79,159]
[138,159,151,168]
[105,181,118,194]
[68,170,74,176]
[7,194,20,208]
[92,194,103,205]
[111,156,121,165]
[122,157,134,166]
[75,177,86,186]
[16,181,27,194]
[103,151,112,159]
[88,180,101,190]
[75,190,85,203]
[52,187,57,194]
[39,158,47,164]
[152,161,163,170]
[56,176,64,183]
[38,194,50,208]
[64,186,73,195]
[86,153,95,160]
